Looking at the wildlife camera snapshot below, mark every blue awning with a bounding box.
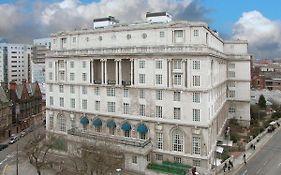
[137,123,148,134]
[107,120,116,128]
[80,116,89,126]
[121,121,131,131]
[93,118,102,127]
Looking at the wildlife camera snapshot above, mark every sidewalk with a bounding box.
[217,124,281,175]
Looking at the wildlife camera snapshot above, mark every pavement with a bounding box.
[217,125,281,175]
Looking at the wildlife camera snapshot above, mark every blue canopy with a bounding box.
[80,116,89,126]
[93,118,102,127]
[137,123,148,134]
[107,120,116,128]
[121,121,131,131]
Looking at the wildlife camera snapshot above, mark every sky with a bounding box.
[0,0,281,59]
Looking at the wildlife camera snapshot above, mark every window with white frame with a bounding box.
[174,91,181,101]
[193,60,200,70]
[107,102,115,112]
[174,157,182,164]
[139,89,145,99]
[70,85,75,94]
[59,61,64,68]
[70,73,75,81]
[82,99,87,110]
[192,136,201,155]
[156,154,163,161]
[139,74,145,84]
[70,61,74,68]
[156,74,163,85]
[175,30,183,38]
[70,98,75,108]
[124,88,129,97]
[228,71,235,78]
[48,62,52,68]
[139,104,145,116]
[123,103,129,114]
[57,114,66,132]
[156,60,162,69]
[156,132,163,150]
[172,129,184,152]
[173,60,182,69]
[156,90,163,100]
[107,87,115,96]
[82,61,86,68]
[229,107,236,113]
[59,71,65,81]
[82,73,87,81]
[132,155,137,164]
[228,63,235,69]
[49,84,53,92]
[228,81,236,87]
[72,37,76,43]
[174,107,181,120]
[95,87,100,95]
[49,72,53,80]
[193,159,201,167]
[82,86,87,94]
[139,60,145,68]
[160,31,165,38]
[95,101,100,111]
[192,92,200,103]
[49,115,54,130]
[49,96,53,106]
[173,74,182,85]
[192,75,200,86]
[228,90,235,98]
[192,109,201,121]
[60,98,64,107]
[194,29,199,36]
[155,106,163,118]
[59,85,64,93]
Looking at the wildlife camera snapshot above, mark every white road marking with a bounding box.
[241,169,248,175]
[0,158,8,165]
[257,168,262,174]
[263,160,269,166]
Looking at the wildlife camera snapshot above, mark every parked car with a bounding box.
[0,144,8,151]
[9,136,19,144]
[20,131,26,137]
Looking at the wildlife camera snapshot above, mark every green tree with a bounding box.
[258,94,266,109]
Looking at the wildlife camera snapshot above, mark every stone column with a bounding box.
[168,59,172,87]
[119,60,122,85]
[101,60,104,84]
[115,60,119,85]
[182,60,186,87]
[104,59,107,85]
[130,59,134,85]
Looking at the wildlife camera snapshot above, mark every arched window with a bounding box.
[172,129,184,152]
[57,114,66,132]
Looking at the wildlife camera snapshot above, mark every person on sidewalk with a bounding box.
[228,164,231,172]
[223,163,227,172]
[229,160,233,168]
[243,153,247,165]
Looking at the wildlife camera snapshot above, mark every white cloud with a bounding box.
[0,4,23,33]
[233,11,281,58]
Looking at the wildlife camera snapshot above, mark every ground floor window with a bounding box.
[147,154,151,162]
[132,155,137,164]
[124,130,130,137]
[109,128,115,135]
[140,133,146,139]
[95,126,101,132]
[155,154,163,161]
[193,159,201,167]
[174,157,182,164]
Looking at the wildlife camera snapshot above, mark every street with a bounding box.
[235,129,281,175]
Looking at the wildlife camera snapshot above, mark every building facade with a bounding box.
[0,43,32,87]
[46,13,251,173]
[0,86,12,138]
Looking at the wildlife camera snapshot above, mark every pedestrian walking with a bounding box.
[223,162,227,172]
[253,144,256,150]
[229,160,233,168]
[243,153,247,164]
[228,164,231,172]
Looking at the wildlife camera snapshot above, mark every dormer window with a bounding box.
[127,34,131,40]
[142,33,147,39]
[98,36,102,41]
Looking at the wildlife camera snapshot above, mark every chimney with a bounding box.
[9,81,17,91]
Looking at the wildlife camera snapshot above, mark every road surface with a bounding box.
[235,129,281,175]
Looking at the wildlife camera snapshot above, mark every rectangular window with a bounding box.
[123,103,130,114]
[192,92,200,103]
[156,74,163,85]
[59,61,64,68]
[82,86,87,94]
[155,106,163,118]
[49,96,53,106]
[192,76,200,86]
[124,88,129,97]
[228,81,236,87]
[228,90,235,98]
[70,73,75,81]
[70,85,75,94]
[49,72,53,80]
[228,71,235,78]
[59,97,64,107]
[70,98,75,108]
[49,115,54,130]
[156,60,162,69]
[82,61,86,68]
[173,74,182,85]
[192,137,201,155]
[174,107,181,120]
[193,60,200,70]
[59,71,65,81]
[107,87,115,96]
[139,74,145,84]
[49,84,53,92]
[48,62,52,68]
[228,63,235,69]
[95,101,100,111]
[82,73,87,81]
[156,132,163,150]
[173,60,181,69]
[193,159,201,167]
[175,30,183,37]
[156,90,163,100]
[72,37,76,43]
[139,104,145,116]
[95,87,100,95]
[160,31,165,38]
[194,29,199,36]
[70,61,74,68]
[139,60,145,68]
[174,157,182,164]
[156,154,163,161]
[59,85,64,93]
[174,91,181,101]
[193,109,201,121]
[139,89,145,99]
[132,156,137,164]
[229,107,236,113]
[107,102,116,112]
[82,99,87,110]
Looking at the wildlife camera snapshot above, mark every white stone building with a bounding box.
[0,43,32,85]
[45,12,250,173]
